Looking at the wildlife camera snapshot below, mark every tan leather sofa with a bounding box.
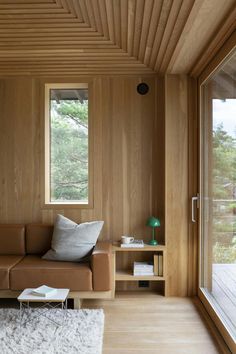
[0,224,113,305]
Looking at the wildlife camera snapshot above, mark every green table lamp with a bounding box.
[146,216,160,245]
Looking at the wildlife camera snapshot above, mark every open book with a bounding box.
[31,285,57,297]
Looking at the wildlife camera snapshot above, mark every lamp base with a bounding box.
[149,239,158,246]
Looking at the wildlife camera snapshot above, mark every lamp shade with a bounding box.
[146,216,160,228]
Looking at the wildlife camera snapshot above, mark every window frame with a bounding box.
[44,82,93,208]
[198,33,236,353]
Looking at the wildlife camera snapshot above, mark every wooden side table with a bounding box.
[112,243,167,296]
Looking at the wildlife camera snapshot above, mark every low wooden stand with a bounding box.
[112,243,167,296]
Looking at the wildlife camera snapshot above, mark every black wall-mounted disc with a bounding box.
[137,83,149,95]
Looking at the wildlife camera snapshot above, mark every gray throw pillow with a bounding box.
[42,214,104,262]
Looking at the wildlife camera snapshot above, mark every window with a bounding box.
[200,51,236,342]
[45,83,89,205]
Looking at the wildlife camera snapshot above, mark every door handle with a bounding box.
[191,194,199,223]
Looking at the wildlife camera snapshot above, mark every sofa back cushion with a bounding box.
[0,225,25,255]
[26,224,53,255]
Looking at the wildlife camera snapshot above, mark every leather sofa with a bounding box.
[0,224,113,306]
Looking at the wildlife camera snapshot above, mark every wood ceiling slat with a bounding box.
[137,0,154,62]
[77,0,90,26]
[105,0,115,42]
[0,48,126,55]
[0,59,144,64]
[63,0,82,19]
[132,0,145,58]
[0,18,88,24]
[190,4,236,76]
[0,57,135,61]
[97,0,109,38]
[0,24,93,29]
[0,13,76,18]
[158,0,195,73]
[55,0,72,14]
[0,55,131,61]
[0,70,153,73]
[0,68,153,74]
[120,0,128,51]
[168,0,235,74]
[127,0,136,55]
[0,35,111,42]
[166,0,204,73]
[0,73,153,77]
[85,0,97,30]
[0,55,142,62]
[62,0,75,13]
[0,3,60,9]
[148,0,173,69]
[113,0,121,47]
[143,0,163,66]
[153,0,183,71]
[70,0,84,22]
[0,70,152,73]
[0,27,96,33]
[0,44,120,50]
[0,32,103,38]
[0,44,117,50]
[0,63,150,68]
[54,0,64,8]
[0,8,67,14]
[0,0,54,3]
[0,71,155,76]
[0,64,153,70]
[91,0,103,34]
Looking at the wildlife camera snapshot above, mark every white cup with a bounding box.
[121,235,134,244]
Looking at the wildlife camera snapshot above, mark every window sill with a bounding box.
[43,202,93,209]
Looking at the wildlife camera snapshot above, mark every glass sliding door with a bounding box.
[200,51,236,345]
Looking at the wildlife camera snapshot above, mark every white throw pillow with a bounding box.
[42,214,104,262]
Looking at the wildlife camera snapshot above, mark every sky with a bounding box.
[213,99,236,138]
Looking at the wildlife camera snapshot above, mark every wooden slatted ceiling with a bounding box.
[0,0,235,76]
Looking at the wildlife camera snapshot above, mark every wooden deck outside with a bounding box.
[212,264,236,333]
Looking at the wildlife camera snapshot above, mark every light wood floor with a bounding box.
[83,292,222,354]
[0,292,225,353]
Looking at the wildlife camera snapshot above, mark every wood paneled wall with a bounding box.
[0,76,160,244]
[0,74,196,296]
[0,78,41,222]
[152,76,165,245]
[165,75,189,296]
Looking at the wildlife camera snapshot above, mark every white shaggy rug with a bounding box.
[0,308,104,354]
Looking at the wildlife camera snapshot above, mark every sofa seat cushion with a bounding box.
[10,256,92,291]
[0,256,24,289]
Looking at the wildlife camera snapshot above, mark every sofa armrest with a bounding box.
[91,241,112,291]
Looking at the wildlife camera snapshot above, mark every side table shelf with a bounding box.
[116,269,165,281]
[112,243,167,296]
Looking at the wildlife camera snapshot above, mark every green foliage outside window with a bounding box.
[212,123,236,264]
[50,99,88,202]
[213,238,236,264]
